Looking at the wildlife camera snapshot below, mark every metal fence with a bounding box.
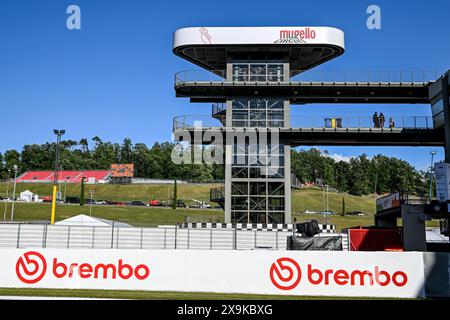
[173,114,434,130]
[174,70,440,85]
[0,223,298,250]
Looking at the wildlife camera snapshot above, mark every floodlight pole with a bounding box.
[89,189,95,216]
[51,129,65,224]
[10,165,18,222]
[429,151,436,201]
[3,169,11,221]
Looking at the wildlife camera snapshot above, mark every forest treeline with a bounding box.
[0,137,430,197]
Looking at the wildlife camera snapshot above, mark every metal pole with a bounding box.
[89,189,95,216]
[67,225,71,248]
[16,224,21,248]
[92,226,95,249]
[10,166,18,222]
[64,181,67,203]
[116,226,119,249]
[174,223,178,249]
[3,169,10,221]
[163,228,167,249]
[187,228,190,249]
[429,151,436,200]
[110,221,114,249]
[51,136,60,217]
[276,230,279,250]
[42,224,48,248]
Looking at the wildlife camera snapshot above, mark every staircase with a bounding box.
[210,186,225,209]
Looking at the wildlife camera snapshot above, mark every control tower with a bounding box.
[172,26,448,226]
[173,26,345,224]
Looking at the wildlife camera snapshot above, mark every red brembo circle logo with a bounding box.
[270,257,301,290]
[16,251,47,284]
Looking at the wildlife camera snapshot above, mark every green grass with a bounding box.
[0,182,438,230]
[0,182,376,213]
[5,202,224,227]
[0,287,391,300]
[292,188,377,215]
[293,213,374,232]
[0,182,220,203]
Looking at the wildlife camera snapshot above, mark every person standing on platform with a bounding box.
[373,112,379,128]
[389,117,395,128]
[379,112,385,128]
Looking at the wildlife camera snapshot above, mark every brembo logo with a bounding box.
[16,251,47,284]
[16,251,150,284]
[270,257,408,290]
[270,257,302,290]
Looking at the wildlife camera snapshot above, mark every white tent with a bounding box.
[19,190,35,202]
[55,214,131,227]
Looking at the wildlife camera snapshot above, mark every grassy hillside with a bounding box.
[0,182,383,231]
[292,188,376,215]
[0,182,220,203]
[4,203,224,226]
[0,183,376,214]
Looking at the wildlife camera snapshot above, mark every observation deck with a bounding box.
[175,70,437,104]
[172,115,444,147]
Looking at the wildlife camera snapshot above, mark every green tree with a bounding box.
[172,179,177,210]
[4,150,21,172]
[80,177,85,206]
[121,138,133,163]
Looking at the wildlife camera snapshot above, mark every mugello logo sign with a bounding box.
[15,251,150,284]
[269,257,408,290]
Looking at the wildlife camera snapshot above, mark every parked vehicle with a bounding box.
[319,211,335,215]
[127,201,149,207]
[65,196,80,204]
[94,200,107,205]
[304,210,316,214]
[188,199,211,209]
[346,211,364,216]
[170,199,187,208]
[149,200,161,206]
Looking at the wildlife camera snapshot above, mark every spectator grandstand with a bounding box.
[17,170,112,183]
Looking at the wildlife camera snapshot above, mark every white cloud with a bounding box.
[323,152,354,163]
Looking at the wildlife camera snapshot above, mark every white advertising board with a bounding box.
[435,162,450,202]
[0,249,425,298]
[376,192,401,211]
[173,27,345,49]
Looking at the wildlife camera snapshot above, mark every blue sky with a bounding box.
[0,0,449,171]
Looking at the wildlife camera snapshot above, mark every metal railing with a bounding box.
[173,115,434,130]
[175,70,439,85]
[0,223,297,250]
[289,70,439,83]
[212,103,226,117]
[210,186,225,202]
[173,115,223,130]
[291,115,433,129]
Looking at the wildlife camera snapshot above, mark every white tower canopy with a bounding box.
[173,26,345,74]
